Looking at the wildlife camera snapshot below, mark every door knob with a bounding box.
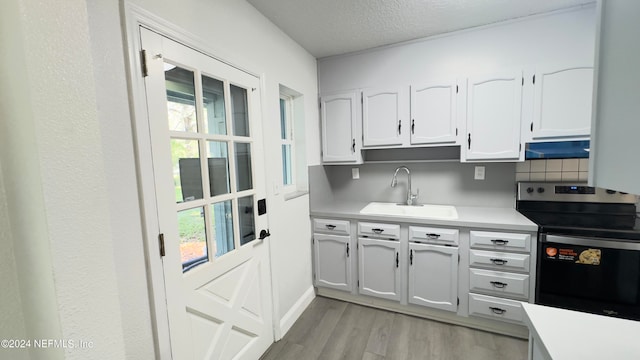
[259,229,271,240]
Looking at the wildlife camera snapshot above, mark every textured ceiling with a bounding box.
[247,0,595,58]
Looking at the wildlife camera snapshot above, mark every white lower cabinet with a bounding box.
[408,242,458,312]
[314,233,352,292]
[358,238,401,301]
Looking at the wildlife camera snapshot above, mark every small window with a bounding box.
[279,84,308,199]
[280,95,295,186]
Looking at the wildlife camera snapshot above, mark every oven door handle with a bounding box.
[542,234,640,251]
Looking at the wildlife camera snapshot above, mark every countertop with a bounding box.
[310,201,538,231]
[522,303,640,360]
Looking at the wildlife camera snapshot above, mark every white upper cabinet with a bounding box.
[531,65,594,140]
[410,80,459,145]
[464,70,523,161]
[320,92,362,163]
[362,87,409,147]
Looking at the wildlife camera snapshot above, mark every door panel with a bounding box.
[358,238,401,301]
[362,87,407,147]
[411,81,458,145]
[320,92,359,162]
[408,243,458,312]
[314,233,352,291]
[141,27,273,360]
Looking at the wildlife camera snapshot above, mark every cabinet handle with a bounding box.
[490,239,509,245]
[398,120,402,135]
[411,119,415,134]
[490,281,508,289]
[372,228,384,234]
[352,139,356,153]
[467,133,471,149]
[325,224,336,230]
[426,233,441,239]
[490,258,508,265]
[489,307,506,315]
[396,252,399,268]
[410,249,413,265]
[346,243,350,257]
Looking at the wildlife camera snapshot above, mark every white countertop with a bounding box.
[523,303,640,360]
[310,201,538,231]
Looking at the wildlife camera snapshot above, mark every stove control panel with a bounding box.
[517,182,638,203]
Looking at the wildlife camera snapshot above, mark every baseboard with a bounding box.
[277,286,315,340]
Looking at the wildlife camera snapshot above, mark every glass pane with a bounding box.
[282,144,292,185]
[238,196,256,245]
[235,143,253,191]
[165,65,197,132]
[210,200,234,257]
[202,75,227,135]
[231,85,250,137]
[207,141,230,196]
[171,139,203,203]
[179,207,207,272]
[280,98,287,140]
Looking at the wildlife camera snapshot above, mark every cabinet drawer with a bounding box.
[468,293,525,324]
[358,222,400,240]
[470,231,531,252]
[469,268,530,300]
[469,249,530,272]
[313,218,350,235]
[409,226,459,246]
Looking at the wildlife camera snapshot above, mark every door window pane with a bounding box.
[172,139,203,203]
[238,196,255,245]
[210,200,234,257]
[234,142,253,191]
[165,65,197,132]
[231,85,250,137]
[202,75,227,135]
[207,141,230,196]
[179,207,207,272]
[282,144,292,185]
[280,98,287,139]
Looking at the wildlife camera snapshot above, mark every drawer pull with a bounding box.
[426,233,441,239]
[325,224,336,230]
[490,239,509,245]
[490,281,508,289]
[490,258,508,265]
[489,307,506,315]
[372,228,385,234]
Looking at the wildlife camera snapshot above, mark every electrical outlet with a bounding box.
[474,166,485,180]
[352,168,360,179]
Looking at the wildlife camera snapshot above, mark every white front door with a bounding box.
[140,27,274,359]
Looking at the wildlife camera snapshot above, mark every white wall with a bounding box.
[0,0,128,359]
[318,5,596,93]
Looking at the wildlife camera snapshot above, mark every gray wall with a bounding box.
[310,162,517,208]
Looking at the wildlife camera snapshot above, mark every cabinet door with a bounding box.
[408,243,458,312]
[358,238,401,301]
[362,87,408,147]
[465,71,523,161]
[314,234,352,291]
[410,81,458,145]
[320,92,360,163]
[532,65,594,139]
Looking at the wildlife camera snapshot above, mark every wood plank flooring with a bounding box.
[261,296,528,360]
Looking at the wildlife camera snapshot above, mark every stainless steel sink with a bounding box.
[359,202,458,220]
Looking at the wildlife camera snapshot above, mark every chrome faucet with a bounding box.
[391,166,419,205]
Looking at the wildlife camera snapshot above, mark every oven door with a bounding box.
[537,233,640,320]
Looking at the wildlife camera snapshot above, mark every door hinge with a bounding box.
[522,77,524,86]
[158,233,165,257]
[141,49,149,78]
[458,254,460,263]
[457,297,460,306]
[456,128,458,136]
[533,74,536,84]
[519,143,522,152]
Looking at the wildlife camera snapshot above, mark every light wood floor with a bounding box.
[261,296,528,360]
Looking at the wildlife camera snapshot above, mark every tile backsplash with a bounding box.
[516,159,589,182]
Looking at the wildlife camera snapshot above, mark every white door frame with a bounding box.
[122,4,280,357]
